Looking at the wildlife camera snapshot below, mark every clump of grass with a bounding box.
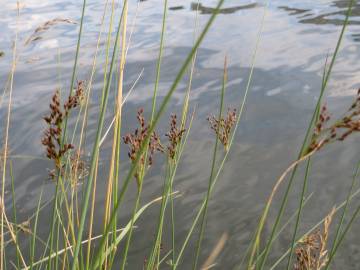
[294,208,335,270]
[207,108,236,151]
[4,0,360,269]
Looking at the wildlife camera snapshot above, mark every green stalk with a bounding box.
[252,1,355,268]
[90,1,225,267]
[285,158,311,269]
[237,193,313,270]
[269,183,360,270]
[323,160,360,270]
[70,1,128,268]
[192,56,228,270]
[174,2,268,268]
[150,0,168,123]
[46,177,61,270]
[30,189,44,270]
[46,0,87,267]
[284,55,331,270]
[146,161,172,270]
[324,204,360,267]
[9,161,20,269]
[169,5,200,267]
[120,172,144,270]
[100,0,126,267]
[147,113,194,270]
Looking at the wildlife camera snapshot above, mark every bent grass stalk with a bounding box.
[283,55,330,270]
[251,1,355,268]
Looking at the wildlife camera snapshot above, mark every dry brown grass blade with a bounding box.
[201,232,228,270]
[0,197,27,268]
[1,3,19,269]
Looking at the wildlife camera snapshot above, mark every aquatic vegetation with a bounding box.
[1,0,360,269]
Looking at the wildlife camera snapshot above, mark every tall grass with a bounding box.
[1,0,360,269]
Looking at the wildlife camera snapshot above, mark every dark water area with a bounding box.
[1,0,360,268]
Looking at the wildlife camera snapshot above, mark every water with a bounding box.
[1,0,360,268]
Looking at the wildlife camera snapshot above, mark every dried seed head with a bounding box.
[294,208,335,270]
[165,114,186,160]
[208,108,237,151]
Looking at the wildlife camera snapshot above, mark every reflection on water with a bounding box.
[278,6,310,16]
[280,0,360,26]
[169,6,185,11]
[191,2,258,14]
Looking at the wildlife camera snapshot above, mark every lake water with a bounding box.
[1,0,360,269]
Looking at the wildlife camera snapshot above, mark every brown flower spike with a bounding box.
[208,108,237,151]
[307,89,360,154]
[41,82,84,178]
[165,114,186,160]
[123,109,164,185]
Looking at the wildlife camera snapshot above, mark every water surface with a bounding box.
[1,0,360,268]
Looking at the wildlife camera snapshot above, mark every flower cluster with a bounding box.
[64,80,85,114]
[41,84,84,178]
[208,108,237,151]
[42,90,74,170]
[123,109,164,184]
[294,208,335,270]
[165,114,186,160]
[307,89,360,154]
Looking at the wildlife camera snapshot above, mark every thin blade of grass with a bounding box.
[192,56,228,270]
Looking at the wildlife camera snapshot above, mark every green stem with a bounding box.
[70,2,127,268]
[285,158,311,269]
[192,56,227,270]
[90,2,225,267]
[253,1,354,268]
